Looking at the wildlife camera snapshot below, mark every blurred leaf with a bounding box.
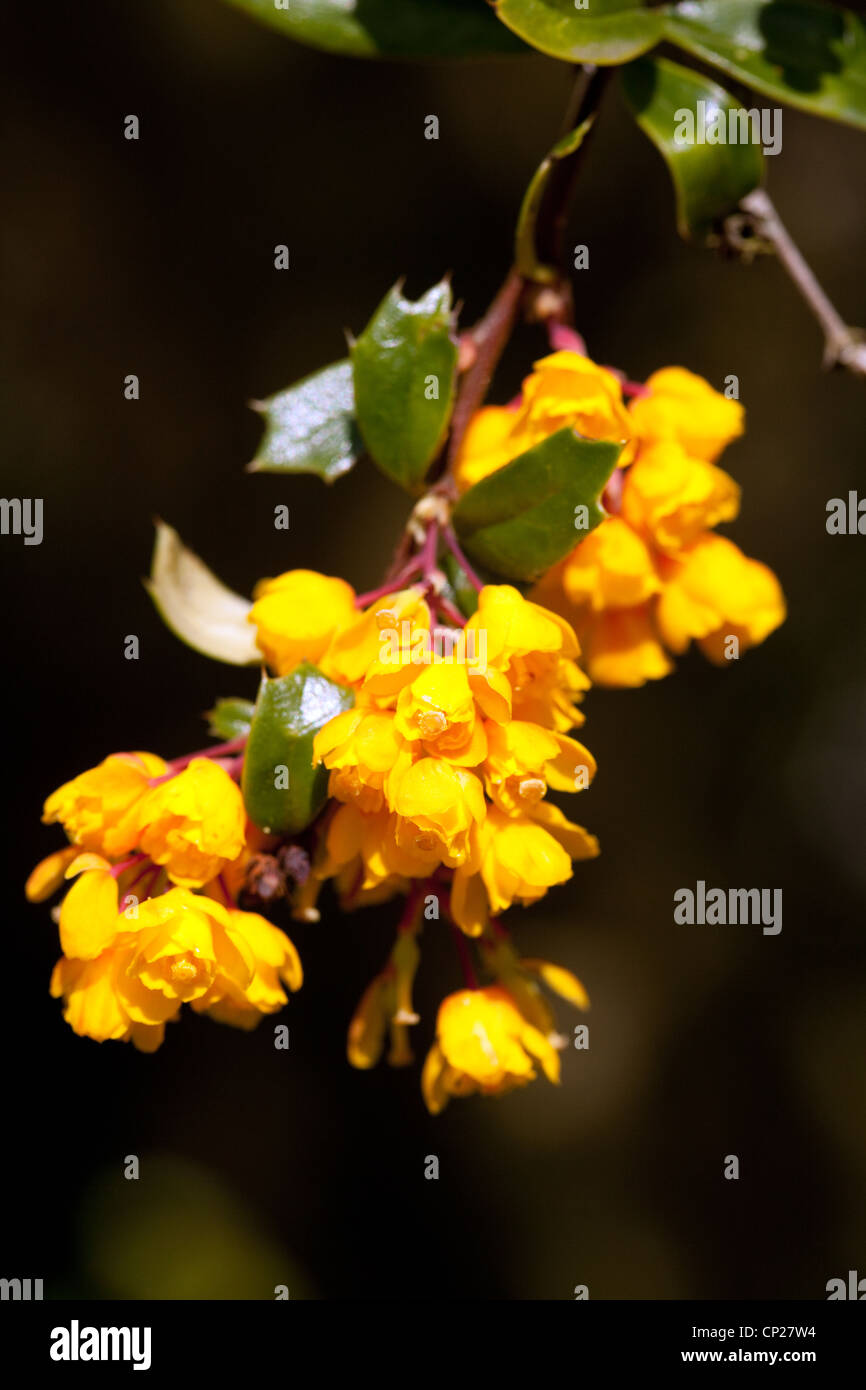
[82,1156,311,1300]
[494,0,664,64]
[205,697,256,740]
[515,117,595,281]
[248,361,362,484]
[242,662,353,835]
[621,57,764,241]
[145,521,260,666]
[351,279,458,493]
[222,0,526,57]
[664,0,866,130]
[452,428,620,581]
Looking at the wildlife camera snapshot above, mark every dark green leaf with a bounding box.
[248,360,362,484]
[664,0,866,130]
[452,428,621,582]
[515,117,595,282]
[242,662,354,835]
[494,0,664,64]
[351,280,458,493]
[222,0,526,58]
[621,57,764,241]
[205,697,256,741]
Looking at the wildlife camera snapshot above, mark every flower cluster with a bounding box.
[455,351,786,686]
[253,577,599,928]
[27,753,301,1050]
[247,570,599,1100]
[27,337,787,1113]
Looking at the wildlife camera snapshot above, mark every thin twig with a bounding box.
[441,266,526,487]
[534,65,611,277]
[737,189,866,378]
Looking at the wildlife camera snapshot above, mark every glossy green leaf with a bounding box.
[621,57,764,241]
[351,280,458,493]
[664,0,866,131]
[452,428,621,582]
[248,360,362,484]
[242,662,354,836]
[222,0,526,58]
[494,0,664,64]
[145,521,260,666]
[515,117,595,282]
[205,697,256,741]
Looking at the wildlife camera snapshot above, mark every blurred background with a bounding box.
[4,0,866,1300]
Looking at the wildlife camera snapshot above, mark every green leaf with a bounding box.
[664,0,866,131]
[145,521,261,666]
[494,0,664,65]
[621,57,764,241]
[222,0,526,58]
[241,662,354,835]
[452,428,621,582]
[248,360,362,484]
[515,117,595,282]
[205,697,256,741]
[351,280,458,494]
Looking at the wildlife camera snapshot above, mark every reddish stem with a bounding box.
[451,924,479,990]
[110,853,147,880]
[442,525,484,593]
[548,322,587,356]
[168,736,248,773]
[434,593,468,629]
[355,556,423,608]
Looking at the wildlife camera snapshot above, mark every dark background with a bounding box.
[3,0,865,1299]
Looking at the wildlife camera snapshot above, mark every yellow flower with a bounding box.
[387,757,487,868]
[394,663,486,766]
[314,707,403,813]
[466,584,588,731]
[621,440,741,554]
[421,986,560,1114]
[482,719,596,814]
[451,804,598,935]
[248,568,357,675]
[112,889,254,1024]
[50,952,164,1052]
[131,759,246,888]
[42,752,167,857]
[656,533,787,662]
[323,586,432,695]
[192,907,302,1028]
[571,605,673,688]
[550,516,661,611]
[629,366,744,462]
[454,351,634,492]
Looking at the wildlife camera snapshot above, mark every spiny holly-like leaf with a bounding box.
[494,0,664,65]
[664,0,866,131]
[242,663,354,836]
[351,279,458,494]
[621,57,765,242]
[145,521,260,666]
[515,116,595,282]
[222,0,527,58]
[452,428,621,582]
[205,697,256,741]
[248,360,362,484]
